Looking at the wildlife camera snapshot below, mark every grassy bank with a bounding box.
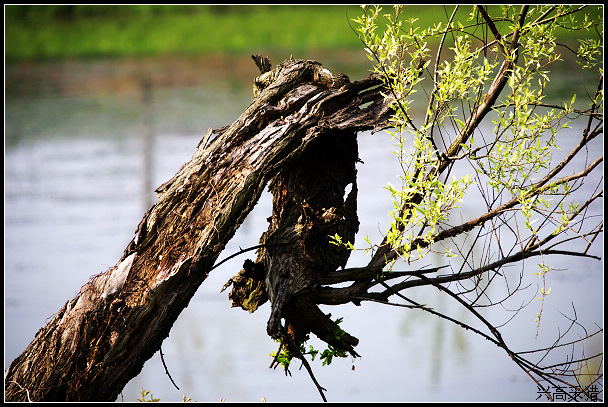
[5,5,601,62]
[5,5,367,61]
[4,5,470,61]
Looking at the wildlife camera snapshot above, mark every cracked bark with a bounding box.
[5,57,393,401]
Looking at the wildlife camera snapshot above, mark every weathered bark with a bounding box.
[254,126,361,355]
[5,57,393,401]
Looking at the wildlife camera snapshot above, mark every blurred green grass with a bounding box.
[5,5,601,62]
[5,5,368,61]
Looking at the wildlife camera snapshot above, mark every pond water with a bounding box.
[4,54,603,402]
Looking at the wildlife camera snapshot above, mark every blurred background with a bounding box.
[5,5,603,402]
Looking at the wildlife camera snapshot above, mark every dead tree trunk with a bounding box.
[5,57,393,401]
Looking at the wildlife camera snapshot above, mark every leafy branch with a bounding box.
[321,4,604,400]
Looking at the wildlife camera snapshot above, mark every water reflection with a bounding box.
[140,78,156,209]
[5,54,602,402]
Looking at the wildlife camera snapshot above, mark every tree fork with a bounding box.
[5,56,393,401]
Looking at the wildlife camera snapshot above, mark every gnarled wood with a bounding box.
[5,57,393,401]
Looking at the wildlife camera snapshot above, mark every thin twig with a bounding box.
[210,245,265,271]
[159,346,180,391]
[278,328,328,402]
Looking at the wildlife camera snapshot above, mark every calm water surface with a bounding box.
[5,55,603,402]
